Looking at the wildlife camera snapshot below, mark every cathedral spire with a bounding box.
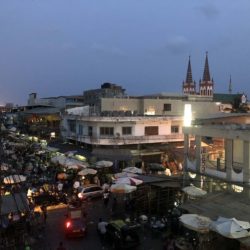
[186,56,193,83]
[199,52,214,97]
[202,52,211,82]
[182,56,196,95]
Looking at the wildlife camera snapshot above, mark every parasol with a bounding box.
[122,167,142,174]
[114,172,138,178]
[78,168,97,176]
[179,214,211,233]
[110,183,137,194]
[95,160,113,168]
[115,177,143,186]
[182,185,207,197]
[210,217,250,239]
[3,175,27,184]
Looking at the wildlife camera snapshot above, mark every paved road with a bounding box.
[39,198,164,250]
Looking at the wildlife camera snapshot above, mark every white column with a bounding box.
[225,139,233,182]
[195,135,201,173]
[243,141,250,197]
[243,141,250,184]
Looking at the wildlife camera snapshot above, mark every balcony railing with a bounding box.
[65,133,185,145]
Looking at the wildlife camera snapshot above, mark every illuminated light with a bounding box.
[74,154,86,161]
[33,136,38,142]
[188,172,196,179]
[50,132,56,138]
[215,102,221,105]
[144,108,155,115]
[232,185,243,193]
[184,104,192,127]
[66,221,71,228]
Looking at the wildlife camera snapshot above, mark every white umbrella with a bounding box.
[182,185,207,197]
[123,167,142,174]
[114,172,138,178]
[210,217,250,239]
[67,164,80,170]
[110,183,137,194]
[115,177,143,186]
[4,175,27,184]
[179,214,211,233]
[78,168,97,176]
[95,160,113,168]
[1,164,9,171]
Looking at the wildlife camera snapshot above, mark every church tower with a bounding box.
[199,52,214,96]
[182,56,196,94]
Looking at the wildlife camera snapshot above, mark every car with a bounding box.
[77,185,104,200]
[64,218,87,238]
[105,220,140,249]
[64,206,87,238]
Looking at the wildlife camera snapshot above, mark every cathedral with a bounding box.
[182,52,214,96]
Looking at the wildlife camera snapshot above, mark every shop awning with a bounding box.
[180,192,250,221]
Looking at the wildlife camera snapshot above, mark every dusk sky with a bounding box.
[1,0,250,105]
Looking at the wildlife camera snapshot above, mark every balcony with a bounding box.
[65,133,185,145]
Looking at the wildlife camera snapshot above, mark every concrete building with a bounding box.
[183,113,250,194]
[27,93,84,110]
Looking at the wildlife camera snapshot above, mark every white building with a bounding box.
[183,113,250,194]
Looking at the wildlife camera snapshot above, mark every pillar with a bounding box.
[195,135,201,173]
[225,139,233,182]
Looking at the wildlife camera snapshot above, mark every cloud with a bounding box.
[165,36,189,55]
[196,3,220,19]
[90,42,125,56]
[60,42,76,51]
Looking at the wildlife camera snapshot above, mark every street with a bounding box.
[39,198,164,250]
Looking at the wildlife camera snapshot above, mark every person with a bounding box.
[97,218,108,243]
[103,190,110,208]
[40,204,47,223]
[57,241,66,250]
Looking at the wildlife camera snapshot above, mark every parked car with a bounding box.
[77,184,104,200]
[105,220,140,249]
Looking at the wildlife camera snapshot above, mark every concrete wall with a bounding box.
[101,97,220,118]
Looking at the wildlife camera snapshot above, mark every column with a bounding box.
[195,135,201,173]
[225,139,233,182]
[243,141,250,197]
[183,133,189,187]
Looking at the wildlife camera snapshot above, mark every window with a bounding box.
[145,126,158,135]
[88,126,93,136]
[122,127,132,135]
[163,103,171,111]
[68,120,76,133]
[171,126,179,133]
[78,124,83,135]
[100,127,114,136]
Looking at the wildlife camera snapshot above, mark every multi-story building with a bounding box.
[60,54,249,169]
[27,93,84,110]
[183,113,250,194]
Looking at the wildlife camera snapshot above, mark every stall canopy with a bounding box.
[0,193,30,216]
[180,192,250,221]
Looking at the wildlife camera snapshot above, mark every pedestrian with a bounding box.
[57,241,66,250]
[40,204,47,223]
[97,218,108,244]
[103,190,110,208]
